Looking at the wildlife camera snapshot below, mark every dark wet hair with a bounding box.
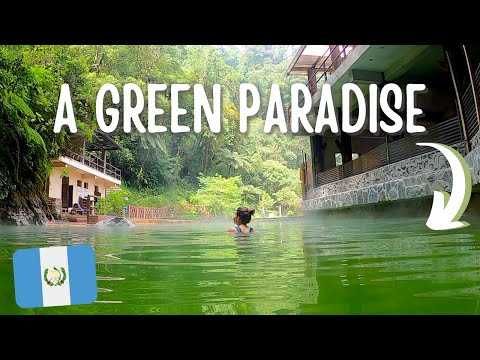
[236,206,255,225]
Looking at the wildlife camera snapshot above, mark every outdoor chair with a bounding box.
[71,202,87,215]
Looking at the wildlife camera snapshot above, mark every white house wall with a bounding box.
[49,167,117,206]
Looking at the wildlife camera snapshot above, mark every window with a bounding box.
[84,182,88,189]
[77,180,82,187]
[335,153,342,167]
[335,153,360,166]
[94,185,99,193]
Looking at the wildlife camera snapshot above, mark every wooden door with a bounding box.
[68,185,73,208]
[61,176,69,208]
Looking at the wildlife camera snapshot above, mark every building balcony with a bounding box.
[287,45,357,96]
[287,45,440,135]
[54,149,121,185]
[313,116,465,188]
[300,48,480,212]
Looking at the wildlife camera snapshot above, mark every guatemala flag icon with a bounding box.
[13,245,97,308]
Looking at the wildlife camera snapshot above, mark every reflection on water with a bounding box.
[1,216,480,314]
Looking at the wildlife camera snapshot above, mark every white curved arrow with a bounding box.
[417,143,471,230]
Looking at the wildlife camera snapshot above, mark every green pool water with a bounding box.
[1,215,480,315]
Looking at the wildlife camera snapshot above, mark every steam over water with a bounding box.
[1,216,480,314]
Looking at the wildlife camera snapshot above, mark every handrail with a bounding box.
[299,45,357,106]
[60,149,121,181]
[461,60,480,143]
[308,45,354,87]
[316,116,464,186]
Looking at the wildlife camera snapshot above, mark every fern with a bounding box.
[23,120,46,152]
[9,92,35,118]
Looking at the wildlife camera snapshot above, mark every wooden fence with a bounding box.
[126,205,175,220]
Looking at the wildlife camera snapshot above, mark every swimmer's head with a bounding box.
[234,206,255,225]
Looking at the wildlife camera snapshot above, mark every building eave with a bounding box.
[53,156,121,186]
[85,130,123,152]
[286,45,307,76]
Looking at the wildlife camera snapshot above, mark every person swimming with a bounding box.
[227,207,255,234]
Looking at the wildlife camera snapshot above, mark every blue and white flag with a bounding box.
[13,245,97,308]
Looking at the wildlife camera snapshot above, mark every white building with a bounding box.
[47,131,121,216]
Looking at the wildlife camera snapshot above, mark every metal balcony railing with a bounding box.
[300,45,357,106]
[61,149,121,181]
[316,116,464,187]
[461,60,480,141]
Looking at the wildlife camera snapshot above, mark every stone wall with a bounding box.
[465,132,480,185]
[48,197,62,219]
[302,141,471,211]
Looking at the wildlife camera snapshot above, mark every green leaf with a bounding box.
[8,93,35,118]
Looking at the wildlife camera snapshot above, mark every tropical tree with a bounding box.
[190,174,243,216]
[274,187,300,215]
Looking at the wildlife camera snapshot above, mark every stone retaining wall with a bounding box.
[302,138,480,211]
